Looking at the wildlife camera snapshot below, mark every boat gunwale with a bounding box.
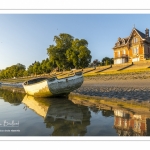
[23,71,83,86]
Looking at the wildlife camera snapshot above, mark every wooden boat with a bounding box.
[22,71,83,97]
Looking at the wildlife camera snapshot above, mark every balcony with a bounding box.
[132,53,139,58]
[114,54,128,59]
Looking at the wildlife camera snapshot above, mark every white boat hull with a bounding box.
[23,72,83,97]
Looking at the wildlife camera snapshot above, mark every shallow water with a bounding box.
[0,88,150,136]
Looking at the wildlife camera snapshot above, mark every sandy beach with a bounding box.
[73,77,150,102]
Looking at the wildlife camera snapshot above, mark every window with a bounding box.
[134,121,141,130]
[133,47,139,54]
[124,119,127,128]
[122,49,126,55]
[118,118,121,126]
[133,37,138,43]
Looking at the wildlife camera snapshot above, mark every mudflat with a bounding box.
[73,77,150,102]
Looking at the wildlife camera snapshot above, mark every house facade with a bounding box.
[113,28,150,64]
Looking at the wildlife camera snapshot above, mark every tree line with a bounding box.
[0,57,113,80]
[89,57,114,67]
[0,59,52,79]
[0,33,113,79]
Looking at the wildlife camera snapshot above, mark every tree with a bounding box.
[93,59,101,66]
[27,65,34,76]
[66,38,91,69]
[101,57,114,66]
[45,59,52,73]
[23,70,28,77]
[47,33,92,70]
[40,58,52,74]
[89,59,101,67]
[47,34,73,71]
[33,61,41,75]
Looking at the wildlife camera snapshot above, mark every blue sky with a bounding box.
[0,14,150,70]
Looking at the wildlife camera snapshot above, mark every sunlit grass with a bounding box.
[83,67,150,77]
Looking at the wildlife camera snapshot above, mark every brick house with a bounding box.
[113,27,150,64]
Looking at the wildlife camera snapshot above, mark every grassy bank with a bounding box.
[1,65,150,83]
[83,67,150,77]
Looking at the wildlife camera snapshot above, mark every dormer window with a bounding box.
[135,37,138,43]
[117,41,120,46]
[133,37,138,43]
[122,39,125,45]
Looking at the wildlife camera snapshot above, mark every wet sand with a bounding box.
[73,78,150,102]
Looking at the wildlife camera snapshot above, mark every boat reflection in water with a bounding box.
[22,95,91,136]
[113,109,150,136]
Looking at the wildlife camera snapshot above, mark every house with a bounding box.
[113,27,150,64]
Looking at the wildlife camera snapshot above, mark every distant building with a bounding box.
[113,27,150,64]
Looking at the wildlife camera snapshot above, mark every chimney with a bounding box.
[145,28,149,38]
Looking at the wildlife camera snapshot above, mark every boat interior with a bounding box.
[23,71,83,85]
